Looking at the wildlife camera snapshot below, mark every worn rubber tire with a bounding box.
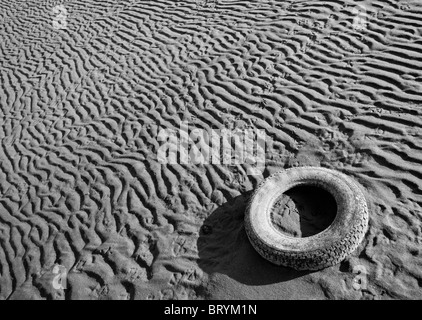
[245,166,369,271]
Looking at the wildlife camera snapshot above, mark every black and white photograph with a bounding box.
[0,0,421,304]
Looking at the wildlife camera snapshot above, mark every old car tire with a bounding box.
[245,166,369,270]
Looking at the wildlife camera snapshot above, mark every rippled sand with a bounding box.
[0,0,421,299]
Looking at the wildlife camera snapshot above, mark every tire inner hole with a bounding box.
[270,185,337,238]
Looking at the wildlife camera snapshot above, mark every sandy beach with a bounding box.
[0,0,421,300]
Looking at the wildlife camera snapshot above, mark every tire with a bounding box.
[245,166,369,271]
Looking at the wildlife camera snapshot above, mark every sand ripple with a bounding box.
[0,0,421,299]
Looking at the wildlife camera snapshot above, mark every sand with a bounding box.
[0,0,421,300]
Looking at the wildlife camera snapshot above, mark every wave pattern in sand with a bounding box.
[0,0,422,299]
